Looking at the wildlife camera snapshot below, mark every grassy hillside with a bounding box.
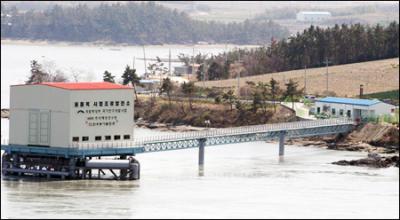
[195,58,399,98]
[364,90,399,105]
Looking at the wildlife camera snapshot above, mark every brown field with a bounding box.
[195,58,400,97]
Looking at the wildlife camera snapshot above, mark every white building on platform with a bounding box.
[9,82,135,148]
[296,11,331,22]
[314,97,396,120]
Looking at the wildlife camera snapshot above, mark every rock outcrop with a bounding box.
[332,153,399,168]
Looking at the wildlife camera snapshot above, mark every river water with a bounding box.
[1,42,399,219]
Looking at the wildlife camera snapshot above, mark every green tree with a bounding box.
[269,78,281,113]
[103,70,115,83]
[251,91,263,113]
[256,82,270,114]
[222,89,237,111]
[121,65,141,102]
[181,81,196,110]
[283,79,304,109]
[26,60,48,84]
[159,77,174,106]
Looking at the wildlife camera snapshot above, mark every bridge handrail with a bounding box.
[1,118,353,150]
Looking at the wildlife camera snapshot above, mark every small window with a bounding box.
[72,137,79,142]
[347,110,351,118]
[116,101,119,106]
[110,101,114,106]
[82,136,89,141]
[105,136,111,141]
[317,107,321,114]
[86,102,90,107]
[80,102,84,107]
[114,135,121,140]
[95,136,102,141]
[99,101,103,107]
[121,101,125,106]
[105,101,108,107]
[127,101,130,106]
[332,108,336,115]
[74,102,79,107]
[123,135,130,140]
[339,109,344,116]
[94,102,97,107]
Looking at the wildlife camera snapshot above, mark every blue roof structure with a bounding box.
[317,97,381,106]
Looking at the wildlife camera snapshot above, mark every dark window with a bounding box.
[110,101,114,106]
[123,135,130,140]
[347,110,351,118]
[105,136,111,141]
[99,101,103,107]
[105,101,108,107]
[114,135,121,140]
[116,101,119,106]
[121,101,125,106]
[332,108,336,115]
[74,102,79,107]
[82,136,89,141]
[95,136,102,141]
[339,109,344,116]
[86,102,90,107]
[317,107,321,114]
[94,102,97,107]
[80,102,84,107]
[72,137,79,142]
[127,101,130,106]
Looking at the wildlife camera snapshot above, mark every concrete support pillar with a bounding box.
[279,131,286,156]
[69,158,76,179]
[198,138,206,176]
[198,139,206,166]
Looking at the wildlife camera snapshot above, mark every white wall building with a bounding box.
[314,97,396,120]
[296,11,331,22]
[9,82,135,148]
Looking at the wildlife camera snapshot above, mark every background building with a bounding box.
[9,82,134,148]
[314,97,396,120]
[296,11,332,22]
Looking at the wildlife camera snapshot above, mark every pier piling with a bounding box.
[279,131,286,156]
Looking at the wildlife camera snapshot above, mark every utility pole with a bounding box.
[326,57,328,93]
[168,48,171,76]
[323,57,332,94]
[304,64,307,95]
[142,45,147,77]
[191,47,195,81]
[237,50,241,98]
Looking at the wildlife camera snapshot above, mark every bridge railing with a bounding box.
[72,118,353,150]
[1,118,353,150]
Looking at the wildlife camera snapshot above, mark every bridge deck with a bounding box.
[1,119,354,158]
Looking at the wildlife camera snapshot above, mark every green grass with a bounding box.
[363,90,399,105]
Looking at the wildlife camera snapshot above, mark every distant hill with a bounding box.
[0,2,289,45]
[195,58,400,98]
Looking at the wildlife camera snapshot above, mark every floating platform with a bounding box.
[1,150,140,180]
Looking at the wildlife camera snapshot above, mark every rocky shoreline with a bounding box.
[332,153,399,168]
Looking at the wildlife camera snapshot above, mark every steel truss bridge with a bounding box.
[1,118,355,159]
